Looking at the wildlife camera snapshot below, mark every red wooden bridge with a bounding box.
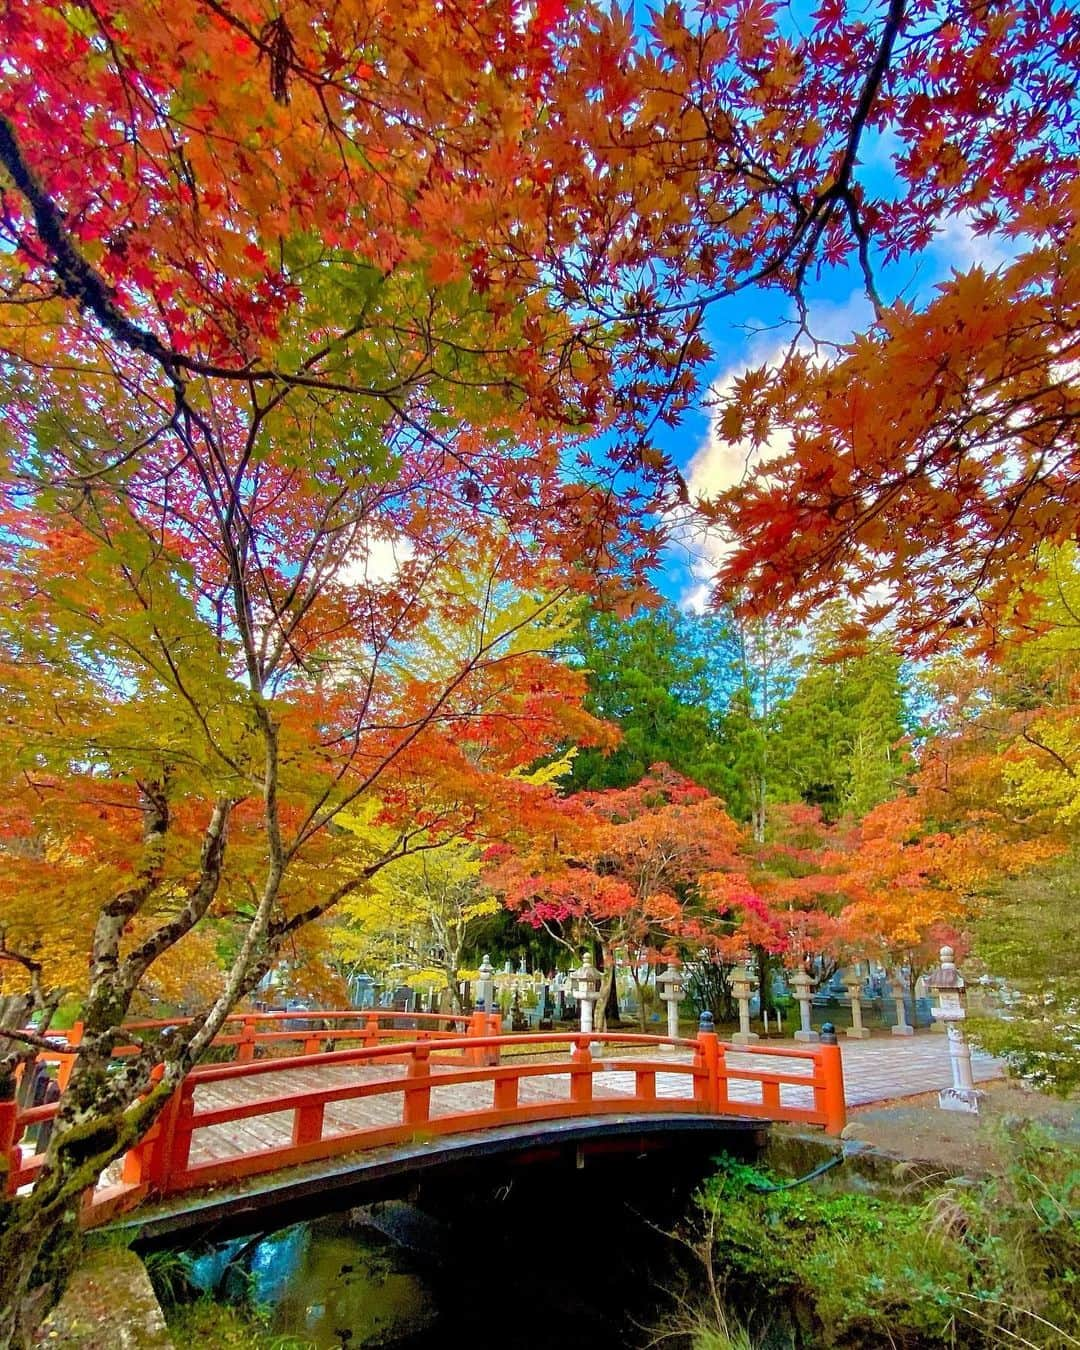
[3,1010,846,1230]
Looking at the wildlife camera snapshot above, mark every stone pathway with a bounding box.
[827,1034,1001,1106]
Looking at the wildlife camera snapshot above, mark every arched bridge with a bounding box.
[4,1011,846,1230]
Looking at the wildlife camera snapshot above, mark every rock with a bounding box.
[36,1249,173,1348]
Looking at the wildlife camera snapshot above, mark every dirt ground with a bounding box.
[842,1078,1080,1171]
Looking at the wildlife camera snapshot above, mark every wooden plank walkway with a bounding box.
[181,1035,1001,1170]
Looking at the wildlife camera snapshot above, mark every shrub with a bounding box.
[691,1127,1078,1348]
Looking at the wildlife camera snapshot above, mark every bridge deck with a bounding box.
[185,1036,1000,1171]
[185,1054,760,1168]
[6,1021,1003,1230]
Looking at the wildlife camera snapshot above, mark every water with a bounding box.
[190,1217,436,1346]
[182,1145,722,1348]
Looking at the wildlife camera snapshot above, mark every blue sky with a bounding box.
[651,152,1017,613]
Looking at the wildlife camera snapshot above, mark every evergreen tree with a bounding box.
[711,610,797,839]
[566,603,736,793]
[771,608,910,821]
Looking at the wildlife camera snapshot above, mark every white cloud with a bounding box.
[668,283,877,611]
[930,211,1014,275]
[666,212,1017,615]
[685,285,874,505]
[678,579,713,614]
[335,529,415,587]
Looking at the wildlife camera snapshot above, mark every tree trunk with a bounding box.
[754,945,777,1016]
[0,1054,173,1348]
[0,1190,81,1348]
[593,944,620,1033]
[629,963,649,1032]
[751,776,767,844]
[604,966,621,1028]
[443,963,463,1014]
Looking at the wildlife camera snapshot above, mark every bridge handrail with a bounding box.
[30,1009,499,1083]
[38,1009,475,1047]
[186,1050,708,1129]
[3,1031,698,1168]
[4,1029,845,1229]
[129,1032,840,1201]
[122,1010,473,1030]
[182,1030,698,1083]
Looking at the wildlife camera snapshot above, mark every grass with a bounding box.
[168,1299,315,1350]
[677,1125,1080,1349]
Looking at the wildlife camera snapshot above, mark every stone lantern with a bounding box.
[842,970,871,1039]
[476,954,495,1013]
[656,962,685,1046]
[789,968,819,1042]
[890,973,914,1036]
[928,946,981,1113]
[571,952,602,1035]
[730,964,759,1046]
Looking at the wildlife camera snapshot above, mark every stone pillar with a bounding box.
[665,986,680,1041]
[657,963,684,1047]
[575,953,601,1036]
[730,965,759,1046]
[477,953,495,1014]
[843,973,871,1039]
[790,969,819,1042]
[946,1022,975,1088]
[929,946,981,1113]
[890,976,914,1036]
[579,989,595,1035]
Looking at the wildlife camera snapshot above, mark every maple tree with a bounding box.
[0,0,1075,1334]
[643,0,1075,650]
[0,1,662,1330]
[834,762,1057,1002]
[705,803,853,998]
[487,766,747,1030]
[331,840,499,1013]
[894,554,1080,1082]
[0,508,610,1336]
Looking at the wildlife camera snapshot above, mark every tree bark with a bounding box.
[0,1049,175,1348]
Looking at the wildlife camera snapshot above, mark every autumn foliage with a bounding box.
[487,766,751,1026]
[0,0,1077,1337]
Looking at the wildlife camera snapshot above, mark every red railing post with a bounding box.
[694,1031,721,1112]
[819,1043,846,1135]
[1,1099,19,1196]
[363,1013,380,1049]
[634,1069,657,1102]
[131,1075,195,1195]
[122,1066,172,1190]
[236,1017,257,1063]
[403,1044,431,1127]
[570,1036,593,1105]
[57,1021,83,1090]
[715,1042,729,1112]
[292,1097,325,1147]
[492,1069,518,1113]
[168,1079,196,1186]
[467,1011,486,1066]
[467,1011,499,1066]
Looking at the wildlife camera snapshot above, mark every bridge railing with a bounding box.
[3,1029,845,1229]
[3,1009,500,1200]
[31,1010,499,1089]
